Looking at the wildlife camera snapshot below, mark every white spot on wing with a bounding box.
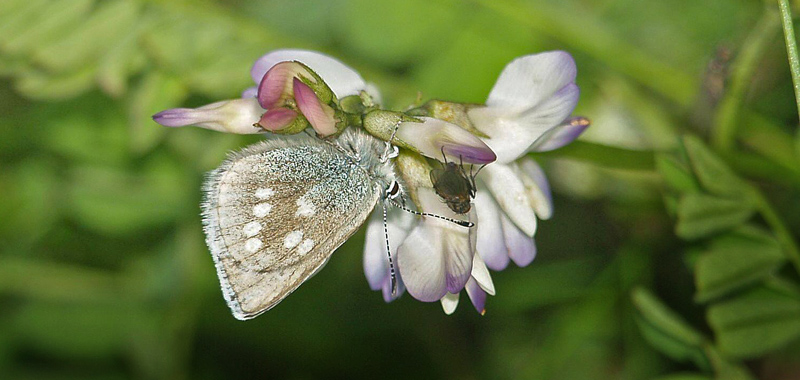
[255,188,274,199]
[295,196,315,217]
[245,238,263,252]
[298,239,314,255]
[243,221,262,237]
[253,203,272,217]
[284,230,303,249]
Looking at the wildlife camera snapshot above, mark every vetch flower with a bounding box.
[152,98,265,134]
[153,48,588,317]
[465,52,589,272]
[467,51,584,164]
[396,188,476,302]
[153,49,371,136]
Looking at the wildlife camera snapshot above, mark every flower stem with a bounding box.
[711,7,779,151]
[533,141,656,172]
[751,188,800,274]
[778,0,800,123]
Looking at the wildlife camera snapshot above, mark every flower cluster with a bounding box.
[154,49,588,315]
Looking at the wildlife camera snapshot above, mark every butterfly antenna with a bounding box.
[380,121,401,162]
[382,202,398,297]
[389,199,474,227]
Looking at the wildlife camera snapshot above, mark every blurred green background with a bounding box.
[2,0,800,379]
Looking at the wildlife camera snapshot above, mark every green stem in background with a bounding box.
[751,188,800,274]
[533,141,657,172]
[778,0,800,122]
[712,8,779,151]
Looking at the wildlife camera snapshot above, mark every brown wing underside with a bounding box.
[203,141,380,320]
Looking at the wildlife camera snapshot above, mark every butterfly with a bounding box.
[201,128,398,320]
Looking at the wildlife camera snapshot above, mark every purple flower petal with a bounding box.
[293,78,337,136]
[257,108,298,132]
[441,143,497,165]
[529,116,590,152]
[152,108,196,127]
[465,278,487,315]
[501,215,537,267]
[257,61,306,109]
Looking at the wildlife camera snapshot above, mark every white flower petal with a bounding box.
[363,210,388,290]
[250,49,366,98]
[469,84,579,163]
[363,207,415,291]
[468,51,580,164]
[474,190,510,271]
[501,214,537,267]
[152,97,264,134]
[486,51,577,110]
[517,158,553,220]
[440,292,460,315]
[470,253,495,296]
[481,163,538,237]
[397,222,447,302]
[399,188,474,300]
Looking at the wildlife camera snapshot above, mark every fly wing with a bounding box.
[202,135,380,320]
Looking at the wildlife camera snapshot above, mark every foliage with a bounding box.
[1,0,800,379]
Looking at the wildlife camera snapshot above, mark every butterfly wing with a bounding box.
[202,134,381,320]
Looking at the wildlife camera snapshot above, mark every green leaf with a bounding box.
[682,136,750,198]
[704,346,756,380]
[631,288,709,369]
[336,0,463,67]
[675,193,755,240]
[15,66,97,100]
[32,0,141,73]
[707,285,800,359]
[656,154,699,193]
[97,23,147,97]
[65,156,194,234]
[0,0,93,56]
[0,159,61,245]
[694,226,785,302]
[0,0,49,48]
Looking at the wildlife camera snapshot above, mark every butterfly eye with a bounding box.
[386,180,401,199]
